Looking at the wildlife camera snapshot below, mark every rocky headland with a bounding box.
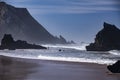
[0,2,73,44]
[0,34,47,50]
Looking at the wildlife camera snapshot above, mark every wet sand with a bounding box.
[0,55,120,80]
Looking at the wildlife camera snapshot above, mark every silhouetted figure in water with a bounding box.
[107,60,120,73]
[58,49,65,52]
[59,49,62,52]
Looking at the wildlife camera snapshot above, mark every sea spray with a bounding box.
[109,50,120,56]
[42,43,88,51]
[0,44,119,65]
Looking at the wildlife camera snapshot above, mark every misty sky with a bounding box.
[6,0,120,43]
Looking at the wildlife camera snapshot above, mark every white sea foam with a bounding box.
[109,50,120,56]
[0,48,117,65]
[0,43,118,65]
[38,55,115,65]
[42,43,88,50]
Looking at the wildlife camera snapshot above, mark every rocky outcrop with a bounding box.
[0,34,47,50]
[0,2,72,44]
[107,60,120,73]
[86,22,120,51]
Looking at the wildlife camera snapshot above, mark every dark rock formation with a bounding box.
[86,22,120,51]
[107,60,120,73]
[0,34,47,50]
[0,2,72,44]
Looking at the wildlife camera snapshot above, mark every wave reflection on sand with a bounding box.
[0,55,38,80]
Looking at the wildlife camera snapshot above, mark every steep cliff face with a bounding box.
[86,22,120,51]
[0,2,69,44]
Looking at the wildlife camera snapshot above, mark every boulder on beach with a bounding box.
[86,22,120,51]
[107,60,120,73]
[0,34,47,50]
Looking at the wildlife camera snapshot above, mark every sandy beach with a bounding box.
[0,55,120,80]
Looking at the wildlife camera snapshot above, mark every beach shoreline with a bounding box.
[0,55,120,80]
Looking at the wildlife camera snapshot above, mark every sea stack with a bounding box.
[0,34,47,50]
[86,22,120,51]
[0,2,71,44]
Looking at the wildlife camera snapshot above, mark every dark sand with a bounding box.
[0,55,120,80]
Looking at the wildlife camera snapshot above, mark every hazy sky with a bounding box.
[6,0,120,43]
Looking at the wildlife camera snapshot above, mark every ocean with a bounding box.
[0,43,120,65]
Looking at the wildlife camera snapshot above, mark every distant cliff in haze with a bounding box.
[0,2,73,44]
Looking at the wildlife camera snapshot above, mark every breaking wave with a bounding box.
[109,50,120,56]
[42,43,88,51]
[0,43,119,65]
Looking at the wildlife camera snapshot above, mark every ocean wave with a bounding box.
[38,55,115,65]
[42,43,88,51]
[109,50,120,56]
[0,49,116,65]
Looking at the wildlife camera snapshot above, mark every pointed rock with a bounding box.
[86,22,120,51]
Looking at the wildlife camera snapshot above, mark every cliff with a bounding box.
[86,22,120,51]
[0,2,70,44]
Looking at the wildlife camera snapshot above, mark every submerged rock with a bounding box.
[0,34,47,50]
[107,60,120,73]
[86,22,120,51]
